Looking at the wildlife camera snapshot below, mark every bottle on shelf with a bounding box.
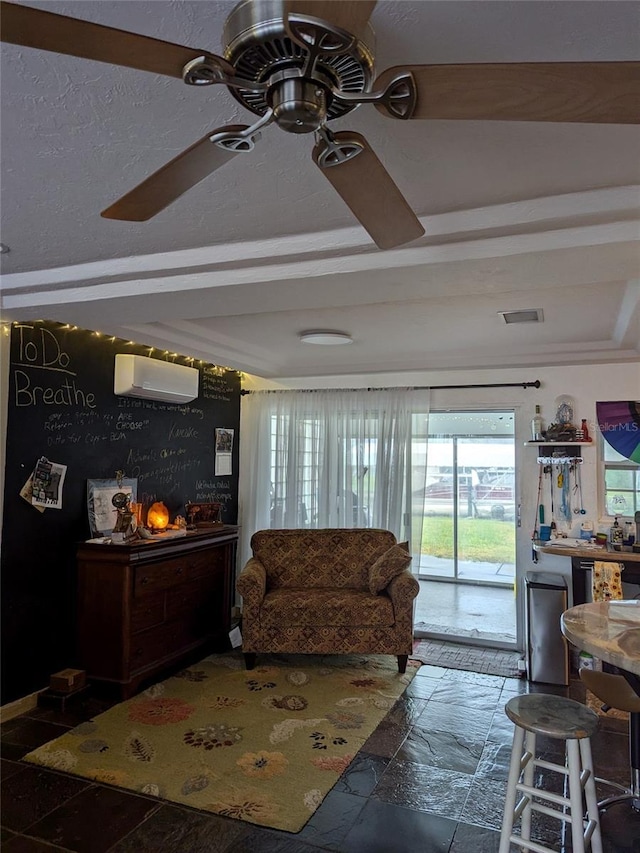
[624,521,635,546]
[531,405,544,441]
[609,515,624,545]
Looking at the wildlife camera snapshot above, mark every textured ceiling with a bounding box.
[1,1,639,377]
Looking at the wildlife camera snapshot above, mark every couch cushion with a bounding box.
[260,588,395,629]
[250,529,397,590]
[368,543,413,594]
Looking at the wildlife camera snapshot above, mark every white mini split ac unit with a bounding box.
[114,354,199,404]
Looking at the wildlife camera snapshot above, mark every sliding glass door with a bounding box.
[413,411,516,646]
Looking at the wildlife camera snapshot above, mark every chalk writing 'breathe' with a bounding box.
[13,370,96,409]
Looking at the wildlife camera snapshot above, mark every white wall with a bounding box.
[242,361,640,648]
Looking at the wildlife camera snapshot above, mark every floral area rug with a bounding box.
[24,652,419,833]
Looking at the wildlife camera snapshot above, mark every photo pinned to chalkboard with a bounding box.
[19,472,45,513]
[23,456,68,510]
[215,428,234,476]
[87,478,137,537]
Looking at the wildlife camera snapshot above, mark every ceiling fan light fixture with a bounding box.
[498,309,544,325]
[299,330,353,345]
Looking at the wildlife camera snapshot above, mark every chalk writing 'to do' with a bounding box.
[17,324,71,370]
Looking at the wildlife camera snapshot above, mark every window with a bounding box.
[269,413,316,527]
[256,388,428,542]
[268,413,393,528]
[602,441,640,517]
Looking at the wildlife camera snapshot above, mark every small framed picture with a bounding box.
[87,478,137,537]
[185,501,223,528]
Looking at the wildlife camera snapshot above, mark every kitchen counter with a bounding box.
[534,540,640,605]
[536,541,640,562]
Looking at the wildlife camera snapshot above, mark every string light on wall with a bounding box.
[4,320,242,377]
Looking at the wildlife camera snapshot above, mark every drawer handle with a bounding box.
[175,567,183,575]
[141,576,149,585]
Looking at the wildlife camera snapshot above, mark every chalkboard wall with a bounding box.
[1,320,241,703]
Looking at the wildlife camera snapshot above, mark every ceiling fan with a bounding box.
[2,1,638,250]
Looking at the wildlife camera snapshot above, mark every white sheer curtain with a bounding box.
[239,388,430,568]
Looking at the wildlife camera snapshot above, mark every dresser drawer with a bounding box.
[134,558,188,595]
[183,548,223,580]
[166,579,204,622]
[130,620,196,673]
[130,627,173,672]
[131,592,165,633]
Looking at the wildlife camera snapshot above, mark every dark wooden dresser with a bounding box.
[76,526,238,697]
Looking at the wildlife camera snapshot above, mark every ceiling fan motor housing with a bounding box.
[268,74,328,133]
[222,0,375,131]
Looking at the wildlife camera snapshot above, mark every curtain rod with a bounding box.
[240,380,541,395]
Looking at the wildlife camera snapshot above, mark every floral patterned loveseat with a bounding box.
[236,528,419,673]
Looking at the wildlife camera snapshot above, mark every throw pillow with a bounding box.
[369,542,412,594]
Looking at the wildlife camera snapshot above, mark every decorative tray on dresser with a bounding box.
[76,526,238,698]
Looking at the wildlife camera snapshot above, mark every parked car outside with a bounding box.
[418,474,514,519]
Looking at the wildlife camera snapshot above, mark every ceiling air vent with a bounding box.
[498,309,544,325]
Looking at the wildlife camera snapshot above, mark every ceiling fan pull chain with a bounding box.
[209,110,274,152]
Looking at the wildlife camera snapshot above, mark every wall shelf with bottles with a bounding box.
[524,441,592,465]
[523,441,593,447]
[536,455,583,465]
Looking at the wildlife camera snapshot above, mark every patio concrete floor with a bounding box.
[414,577,517,647]
[417,554,515,584]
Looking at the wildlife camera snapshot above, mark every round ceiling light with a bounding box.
[299,330,353,345]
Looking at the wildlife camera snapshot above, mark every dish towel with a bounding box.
[592,561,624,601]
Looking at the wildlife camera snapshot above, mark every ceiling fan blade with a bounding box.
[374,62,640,124]
[285,1,376,36]
[101,126,251,221]
[312,131,424,250]
[0,1,213,78]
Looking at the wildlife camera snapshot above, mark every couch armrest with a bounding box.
[385,570,420,606]
[237,557,267,606]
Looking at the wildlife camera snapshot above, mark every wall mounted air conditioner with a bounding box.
[114,354,199,404]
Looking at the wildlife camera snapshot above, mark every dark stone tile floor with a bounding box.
[1,664,639,852]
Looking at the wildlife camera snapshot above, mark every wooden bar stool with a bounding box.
[499,694,603,853]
